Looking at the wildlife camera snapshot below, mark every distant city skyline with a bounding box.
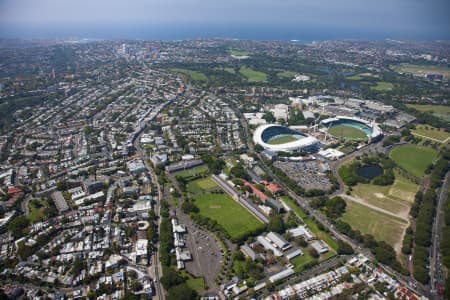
[0,0,449,40]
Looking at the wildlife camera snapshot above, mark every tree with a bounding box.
[325,197,346,219]
[308,247,320,259]
[337,240,354,255]
[160,268,185,289]
[131,281,143,291]
[294,236,308,248]
[70,257,85,276]
[444,277,450,300]
[8,215,30,238]
[127,270,138,280]
[201,155,225,175]
[267,213,285,233]
[262,112,275,123]
[167,283,197,300]
[56,181,67,191]
[230,163,250,180]
[342,273,353,283]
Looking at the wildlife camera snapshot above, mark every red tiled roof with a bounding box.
[266,183,282,194]
[243,180,269,201]
[7,187,22,195]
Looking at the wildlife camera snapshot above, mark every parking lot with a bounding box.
[175,208,223,290]
[275,160,333,191]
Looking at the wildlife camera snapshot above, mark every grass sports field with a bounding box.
[187,177,219,195]
[346,73,379,80]
[171,68,207,82]
[174,165,209,179]
[390,145,438,177]
[267,135,298,145]
[239,66,267,82]
[229,48,251,56]
[194,193,264,240]
[370,81,393,91]
[277,70,297,78]
[224,67,236,74]
[328,125,367,141]
[391,63,450,78]
[340,200,408,248]
[412,125,450,142]
[406,104,450,122]
[188,177,264,239]
[351,171,418,216]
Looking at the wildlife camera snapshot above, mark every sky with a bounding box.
[0,0,449,40]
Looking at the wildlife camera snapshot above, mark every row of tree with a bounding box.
[159,201,174,268]
[442,193,450,299]
[158,199,199,300]
[410,155,449,284]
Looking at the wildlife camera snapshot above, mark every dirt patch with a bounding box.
[209,205,222,209]
[389,189,415,203]
[374,193,385,199]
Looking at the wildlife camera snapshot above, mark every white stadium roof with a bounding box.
[253,124,320,152]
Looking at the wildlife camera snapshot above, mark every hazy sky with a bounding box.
[0,0,449,40]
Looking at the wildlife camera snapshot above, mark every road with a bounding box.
[430,170,450,299]
[133,100,176,300]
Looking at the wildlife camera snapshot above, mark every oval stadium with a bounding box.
[253,124,320,152]
[321,116,383,142]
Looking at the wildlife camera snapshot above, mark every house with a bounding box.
[257,235,283,257]
[311,240,329,254]
[266,198,284,213]
[127,159,146,175]
[288,225,316,241]
[123,186,138,197]
[266,232,292,251]
[240,245,257,261]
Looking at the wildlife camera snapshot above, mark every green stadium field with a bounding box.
[267,135,298,145]
[328,125,367,141]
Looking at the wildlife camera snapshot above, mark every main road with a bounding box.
[132,98,177,300]
[430,170,450,299]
